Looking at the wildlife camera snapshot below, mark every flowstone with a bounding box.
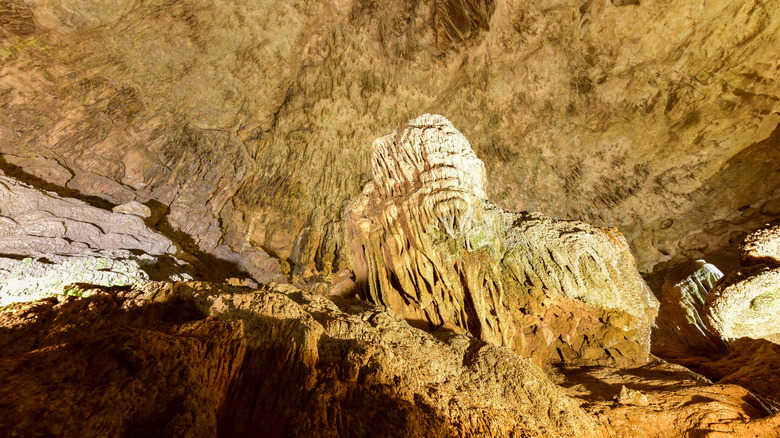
[346,115,659,366]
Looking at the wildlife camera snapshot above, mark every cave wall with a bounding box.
[1,0,778,284]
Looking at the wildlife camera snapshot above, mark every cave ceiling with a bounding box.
[0,0,778,288]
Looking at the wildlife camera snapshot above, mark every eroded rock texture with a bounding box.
[0,172,174,257]
[705,265,780,344]
[556,361,780,437]
[1,0,778,285]
[703,220,780,344]
[2,281,778,438]
[741,219,780,267]
[0,172,192,305]
[0,281,602,438]
[347,115,658,366]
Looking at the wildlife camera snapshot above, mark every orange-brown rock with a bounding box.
[555,361,780,438]
[0,281,603,437]
[692,337,780,408]
[3,281,779,438]
[347,115,658,366]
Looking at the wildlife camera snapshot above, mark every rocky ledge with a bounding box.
[2,281,779,438]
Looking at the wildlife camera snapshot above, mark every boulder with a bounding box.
[346,115,659,366]
[740,219,780,267]
[112,201,153,219]
[704,265,780,344]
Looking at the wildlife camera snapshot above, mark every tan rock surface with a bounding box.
[3,281,778,438]
[1,0,778,282]
[741,219,780,267]
[0,281,602,437]
[555,361,780,438]
[347,115,658,366]
[694,337,780,408]
[704,265,780,343]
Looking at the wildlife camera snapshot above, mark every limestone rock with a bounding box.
[741,219,780,267]
[695,337,780,407]
[112,201,152,219]
[2,0,779,289]
[557,361,780,437]
[0,173,174,256]
[0,252,192,306]
[615,386,649,407]
[0,281,602,438]
[3,281,779,437]
[0,173,193,305]
[651,260,728,359]
[704,265,780,343]
[347,115,658,366]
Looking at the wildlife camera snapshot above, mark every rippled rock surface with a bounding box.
[347,115,658,366]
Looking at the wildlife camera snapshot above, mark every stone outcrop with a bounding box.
[741,219,780,267]
[0,281,603,438]
[695,337,780,408]
[347,115,658,366]
[704,220,780,344]
[651,260,728,359]
[2,281,778,438]
[0,173,192,304]
[704,265,780,344]
[0,172,174,257]
[556,361,780,437]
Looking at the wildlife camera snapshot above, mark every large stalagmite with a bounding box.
[347,115,659,366]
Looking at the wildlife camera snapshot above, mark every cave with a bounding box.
[1,0,779,436]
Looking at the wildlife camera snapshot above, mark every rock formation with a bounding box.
[0,281,603,438]
[1,0,778,285]
[651,260,727,359]
[2,280,778,438]
[0,0,779,435]
[0,172,192,305]
[705,220,780,344]
[741,219,780,266]
[347,114,658,366]
[555,361,780,436]
[705,265,780,344]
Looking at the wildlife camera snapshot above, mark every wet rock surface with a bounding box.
[347,115,658,366]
